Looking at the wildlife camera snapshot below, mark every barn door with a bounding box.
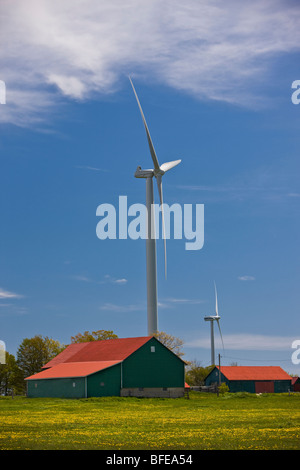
[255,381,274,393]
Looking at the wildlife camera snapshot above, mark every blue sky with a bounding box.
[0,0,300,374]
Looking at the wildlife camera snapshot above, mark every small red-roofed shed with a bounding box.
[205,366,292,393]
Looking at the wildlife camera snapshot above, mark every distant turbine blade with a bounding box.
[129,77,160,170]
[160,160,181,173]
[156,174,167,279]
[216,318,224,352]
[214,281,219,317]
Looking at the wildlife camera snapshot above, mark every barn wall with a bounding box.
[27,377,86,398]
[121,387,184,398]
[87,363,121,397]
[122,337,185,389]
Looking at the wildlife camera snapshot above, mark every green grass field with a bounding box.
[0,392,299,450]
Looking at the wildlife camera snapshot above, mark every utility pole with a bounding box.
[218,353,221,385]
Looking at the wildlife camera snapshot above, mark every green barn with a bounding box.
[25,336,186,398]
[205,366,292,393]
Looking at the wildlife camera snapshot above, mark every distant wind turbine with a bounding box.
[129,77,181,335]
[204,282,224,365]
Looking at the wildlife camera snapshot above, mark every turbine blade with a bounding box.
[216,319,224,352]
[160,159,181,173]
[156,174,167,279]
[214,281,219,317]
[129,77,160,170]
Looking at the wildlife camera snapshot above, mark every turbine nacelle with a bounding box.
[204,315,220,321]
[134,159,181,179]
[134,166,154,178]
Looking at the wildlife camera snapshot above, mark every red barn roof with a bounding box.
[43,336,153,369]
[216,366,291,381]
[26,361,121,380]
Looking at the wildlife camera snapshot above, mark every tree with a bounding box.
[17,335,64,379]
[153,331,184,357]
[185,360,214,386]
[9,361,25,395]
[70,330,118,343]
[218,383,229,396]
[0,352,20,395]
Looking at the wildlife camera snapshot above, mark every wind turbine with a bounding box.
[129,77,181,336]
[204,282,224,365]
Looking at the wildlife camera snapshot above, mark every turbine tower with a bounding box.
[204,282,224,365]
[129,77,181,335]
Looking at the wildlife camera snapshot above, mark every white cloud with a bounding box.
[238,276,256,281]
[47,74,86,99]
[0,289,27,317]
[71,275,92,282]
[177,163,300,204]
[113,278,128,284]
[151,297,206,309]
[0,288,23,299]
[163,297,205,305]
[75,166,109,172]
[71,274,127,284]
[104,274,128,284]
[186,333,297,351]
[0,306,28,317]
[99,302,142,312]
[1,0,300,125]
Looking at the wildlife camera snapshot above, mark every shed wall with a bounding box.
[227,380,255,393]
[255,381,274,394]
[293,379,300,392]
[274,380,291,393]
[227,380,291,393]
